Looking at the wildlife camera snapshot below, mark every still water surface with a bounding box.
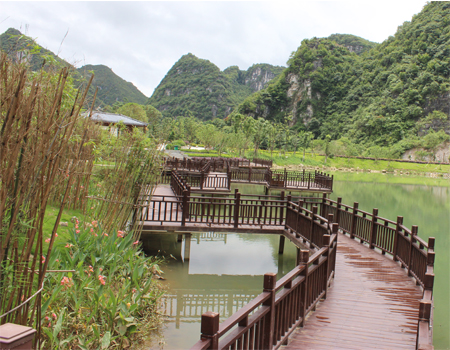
[147,176,449,350]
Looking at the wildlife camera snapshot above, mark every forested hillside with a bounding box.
[148,53,284,120]
[0,28,148,107]
[77,64,148,107]
[236,2,450,156]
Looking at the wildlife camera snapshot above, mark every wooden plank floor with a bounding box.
[284,232,423,350]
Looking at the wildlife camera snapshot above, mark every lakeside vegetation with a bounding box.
[0,54,164,349]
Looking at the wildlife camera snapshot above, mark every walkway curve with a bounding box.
[285,232,423,350]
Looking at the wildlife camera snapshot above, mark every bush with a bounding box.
[40,219,164,349]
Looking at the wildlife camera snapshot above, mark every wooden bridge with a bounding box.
[163,157,333,193]
[139,159,434,350]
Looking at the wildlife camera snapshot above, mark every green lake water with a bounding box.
[146,175,449,349]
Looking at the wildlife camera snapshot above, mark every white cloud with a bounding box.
[0,1,427,97]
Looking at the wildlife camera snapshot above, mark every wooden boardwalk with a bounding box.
[285,232,423,350]
[141,183,432,350]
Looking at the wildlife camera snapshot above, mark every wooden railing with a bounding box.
[269,169,333,191]
[191,218,338,350]
[320,195,435,350]
[142,190,434,350]
[252,158,273,167]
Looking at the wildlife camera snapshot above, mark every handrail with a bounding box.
[190,219,338,350]
[164,192,435,349]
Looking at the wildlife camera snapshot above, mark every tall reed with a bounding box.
[0,53,93,332]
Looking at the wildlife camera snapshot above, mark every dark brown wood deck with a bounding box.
[142,183,432,350]
[285,232,423,350]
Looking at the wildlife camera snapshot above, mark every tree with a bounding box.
[117,103,147,122]
[252,118,268,157]
[266,123,278,158]
[324,134,332,164]
[299,131,313,161]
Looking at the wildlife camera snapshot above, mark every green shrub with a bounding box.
[41,219,164,349]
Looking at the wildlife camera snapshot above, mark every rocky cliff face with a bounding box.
[245,65,283,92]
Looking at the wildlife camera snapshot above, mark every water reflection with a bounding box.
[143,232,297,349]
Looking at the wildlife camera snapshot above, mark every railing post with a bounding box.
[393,216,403,262]
[298,249,309,327]
[408,225,418,276]
[262,273,277,349]
[181,190,188,227]
[427,237,436,268]
[424,236,435,291]
[350,202,359,239]
[320,193,327,217]
[200,311,220,350]
[200,172,204,190]
[280,191,285,226]
[284,168,287,188]
[307,172,311,189]
[285,195,292,229]
[336,197,342,228]
[327,213,334,232]
[369,208,378,249]
[310,206,318,245]
[248,167,252,182]
[234,192,240,229]
[323,234,331,299]
[331,174,334,191]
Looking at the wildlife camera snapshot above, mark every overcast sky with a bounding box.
[1,1,427,97]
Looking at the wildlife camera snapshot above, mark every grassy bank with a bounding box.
[180,149,450,176]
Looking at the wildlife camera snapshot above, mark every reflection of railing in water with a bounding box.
[196,232,227,243]
[160,291,259,327]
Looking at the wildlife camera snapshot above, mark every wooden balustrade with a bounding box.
[143,187,434,350]
[191,227,338,350]
[320,196,435,350]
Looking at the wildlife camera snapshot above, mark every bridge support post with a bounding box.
[279,191,285,226]
[369,208,379,249]
[200,311,219,350]
[262,273,277,350]
[278,235,285,254]
[350,202,359,239]
[184,233,191,261]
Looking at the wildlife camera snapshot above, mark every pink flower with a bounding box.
[60,276,73,288]
[65,243,73,248]
[117,230,124,238]
[89,265,94,273]
[45,238,51,243]
[102,232,108,237]
[55,233,58,237]
[98,275,106,285]
[90,228,94,233]
[133,240,139,245]
[52,313,57,320]
[75,224,79,229]
[91,220,98,228]
[132,288,137,294]
[99,267,103,272]
[76,230,80,234]
[45,316,49,321]
[41,256,46,264]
